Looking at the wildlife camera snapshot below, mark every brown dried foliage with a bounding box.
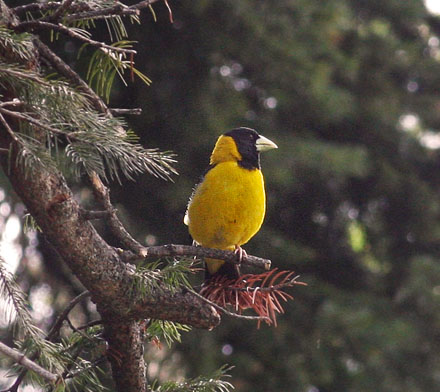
[200,269,306,327]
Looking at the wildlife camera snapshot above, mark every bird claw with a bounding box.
[234,245,247,262]
[233,246,247,276]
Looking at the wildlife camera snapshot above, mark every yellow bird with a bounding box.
[184,127,278,278]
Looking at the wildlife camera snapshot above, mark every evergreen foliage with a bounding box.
[0,1,185,390]
[0,23,176,183]
[2,0,440,391]
[0,255,42,339]
[105,1,440,391]
[1,256,105,390]
[151,365,233,392]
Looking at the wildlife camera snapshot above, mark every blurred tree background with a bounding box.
[2,0,440,391]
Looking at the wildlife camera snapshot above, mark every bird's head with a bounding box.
[210,127,278,169]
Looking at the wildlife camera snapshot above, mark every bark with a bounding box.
[0,128,220,391]
[0,342,58,383]
[0,3,220,390]
[0,141,221,328]
[103,319,148,392]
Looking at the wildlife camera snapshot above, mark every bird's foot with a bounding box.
[234,245,246,276]
[234,245,247,262]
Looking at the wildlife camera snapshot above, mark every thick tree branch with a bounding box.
[0,3,217,392]
[103,320,148,392]
[0,342,58,383]
[0,136,220,329]
[0,129,219,392]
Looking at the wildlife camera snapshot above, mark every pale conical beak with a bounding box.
[256,134,278,152]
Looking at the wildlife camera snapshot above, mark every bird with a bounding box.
[184,127,278,278]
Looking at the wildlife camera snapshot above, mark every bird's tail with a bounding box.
[205,256,240,279]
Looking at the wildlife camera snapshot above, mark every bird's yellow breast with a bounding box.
[186,161,266,250]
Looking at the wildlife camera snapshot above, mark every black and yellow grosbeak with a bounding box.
[184,127,277,278]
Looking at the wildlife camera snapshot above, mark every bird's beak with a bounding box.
[256,135,278,152]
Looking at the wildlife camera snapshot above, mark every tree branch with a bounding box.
[187,288,270,322]
[103,320,148,392]
[89,172,147,254]
[0,112,19,143]
[5,291,92,392]
[30,40,144,260]
[129,244,272,270]
[79,208,114,221]
[0,342,58,383]
[0,106,72,136]
[33,38,109,114]
[110,108,142,116]
[64,3,141,22]
[47,291,91,341]
[0,136,220,329]
[16,21,136,55]
[13,2,81,16]
[13,0,161,22]
[48,0,75,21]
[0,3,219,392]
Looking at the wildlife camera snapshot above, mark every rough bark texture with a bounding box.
[0,3,220,390]
[103,319,148,392]
[0,142,221,328]
[0,129,220,391]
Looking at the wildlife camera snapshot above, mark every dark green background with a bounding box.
[4,0,440,391]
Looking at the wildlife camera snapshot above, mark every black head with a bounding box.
[224,127,261,170]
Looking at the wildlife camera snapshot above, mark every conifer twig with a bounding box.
[34,38,152,255]
[0,99,23,108]
[89,172,146,254]
[12,0,160,20]
[33,38,109,114]
[65,356,107,379]
[78,319,103,330]
[29,0,161,23]
[64,3,140,22]
[66,317,96,343]
[0,107,71,136]
[186,288,270,322]
[16,21,137,55]
[80,208,114,220]
[34,32,152,256]
[5,291,92,392]
[47,291,91,341]
[0,112,19,143]
[49,0,75,21]
[0,342,58,383]
[110,108,142,115]
[13,2,84,16]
